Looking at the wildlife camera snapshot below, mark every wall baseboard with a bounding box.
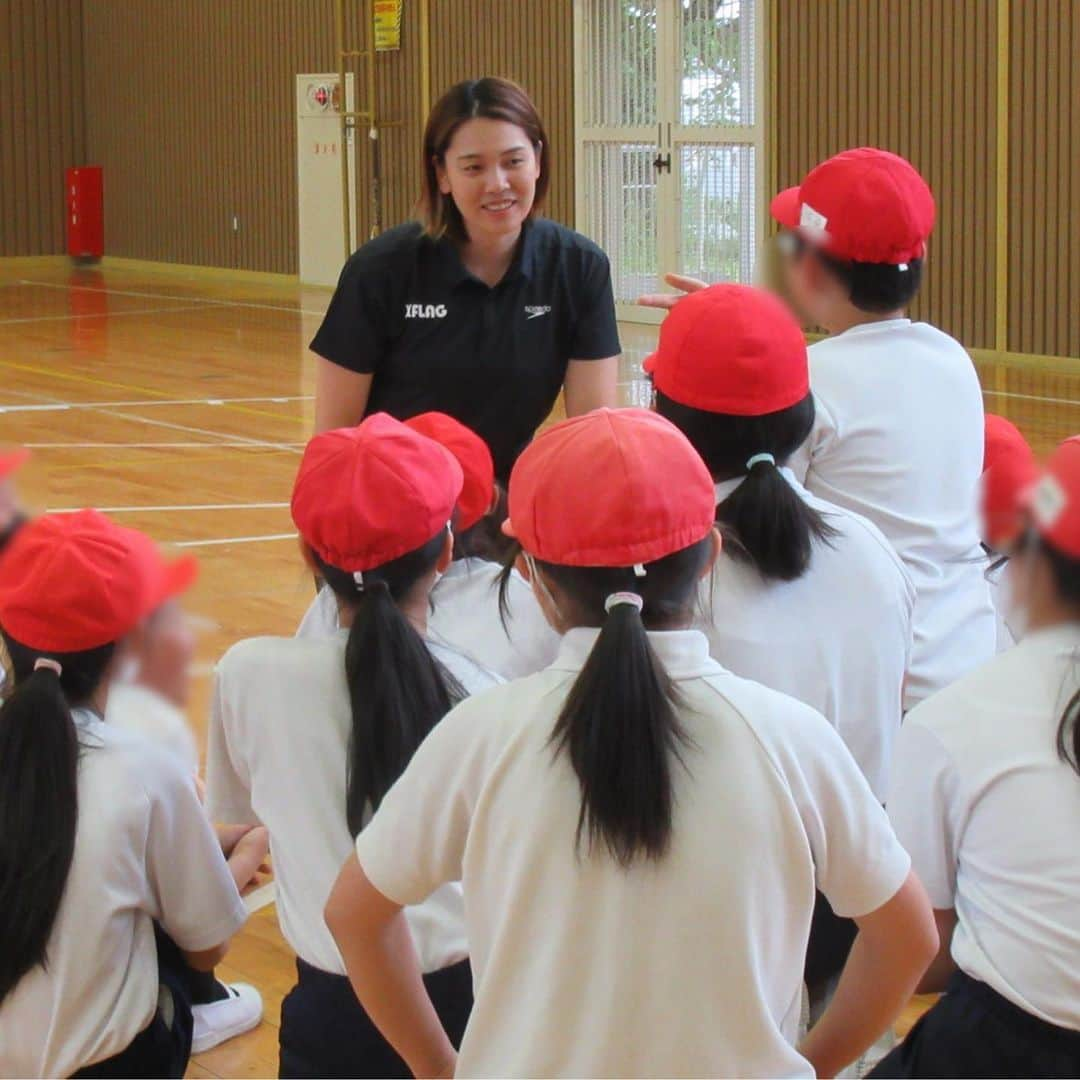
[100,256,299,286]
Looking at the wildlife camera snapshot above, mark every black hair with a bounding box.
[0,511,28,556]
[499,537,713,866]
[0,634,115,1005]
[655,391,839,581]
[315,531,466,836]
[788,232,923,312]
[1040,538,1080,777]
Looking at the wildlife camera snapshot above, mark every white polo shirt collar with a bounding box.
[549,626,718,680]
[831,317,912,339]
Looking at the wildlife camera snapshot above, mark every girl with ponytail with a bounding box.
[876,436,1080,1078]
[325,407,936,1079]
[206,414,499,1077]
[648,284,918,1006]
[0,511,248,1078]
[296,411,559,680]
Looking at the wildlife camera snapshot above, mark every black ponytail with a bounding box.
[1040,538,1080,777]
[503,538,712,866]
[655,390,838,581]
[0,634,114,1005]
[315,533,466,836]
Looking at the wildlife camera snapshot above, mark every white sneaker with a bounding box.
[191,982,263,1054]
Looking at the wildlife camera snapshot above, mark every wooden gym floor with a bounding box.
[1,257,1076,1077]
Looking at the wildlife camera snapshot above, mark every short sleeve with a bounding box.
[354,698,485,905]
[787,713,912,918]
[205,662,257,825]
[309,252,390,374]
[886,717,961,909]
[568,248,621,360]
[141,750,248,952]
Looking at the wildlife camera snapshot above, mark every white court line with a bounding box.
[21,280,328,318]
[0,394,311,413]
[27,442,305,449]
[0,303,216,326]
[981,388,1080,407]
[49,501,290,512]
[172,532,295,548]
[2,386,302,455]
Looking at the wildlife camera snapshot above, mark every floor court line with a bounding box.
[25,441,305,450]
[172,532,296,548]
[0,303,216,326]
[21,279,329,318]
[49,501,291,513]
[0,394,311,413]
[0,359,310,426]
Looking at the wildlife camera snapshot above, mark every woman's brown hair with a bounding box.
[419,77,549,244]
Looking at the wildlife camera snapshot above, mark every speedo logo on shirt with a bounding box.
[405,303,448,319]
[524,305,551,320]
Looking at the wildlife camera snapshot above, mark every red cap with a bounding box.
[0,448,29,480]
[504,408,716,567]
[982,415,1036,549]
[291,413,463,572]
[1028,436,1080,560]
[404,413,495,533]
[643,284,808,415]
[0,510,198,653]
[770,148,935,265]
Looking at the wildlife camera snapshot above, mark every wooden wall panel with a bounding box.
[1008,0,1080,358]
[429,0,575,228]
[0,0,86,257]
[772,0,997,349]
[80,1,573,273]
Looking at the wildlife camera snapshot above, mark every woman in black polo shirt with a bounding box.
[310,77,620,480]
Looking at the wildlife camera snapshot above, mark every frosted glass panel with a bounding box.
[582,0,658,127]
[680,143,756,282]
[680,0,755,127]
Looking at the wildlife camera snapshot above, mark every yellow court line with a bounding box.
[0,357,308,426]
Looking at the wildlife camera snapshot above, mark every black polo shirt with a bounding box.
[309,217,621,479]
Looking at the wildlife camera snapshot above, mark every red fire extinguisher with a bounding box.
[66,166,104,259]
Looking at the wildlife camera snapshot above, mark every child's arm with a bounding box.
[326,854,457,1079]
[798,871,938,1078]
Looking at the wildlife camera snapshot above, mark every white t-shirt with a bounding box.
[0,710,246,1078]
[700,471,914,798]
[107,681,201,775]
[356,629,911,1078]
[787,319,995,707]
[296,557,560,680]
[887,623,1080,1030]
[207,630,501,975]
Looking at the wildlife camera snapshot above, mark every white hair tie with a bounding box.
[34,657,63,676]
[746,452,776,470]
[604,592,644,614]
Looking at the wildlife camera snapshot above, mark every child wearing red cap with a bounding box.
[296,412,558,679]
[981,414,1037,652]
[207,414,501,1077]
[876,436,1080,1077]
[643,149,995,709]
[0,511,250,1078]
[324,408,936,1078]
[647,283,916,1019]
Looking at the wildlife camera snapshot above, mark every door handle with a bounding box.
[652,153,672,174]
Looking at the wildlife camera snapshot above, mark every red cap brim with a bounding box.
[769,186,801,228]
[0,448,30,480]
[151,554,199,609]
[642,350,659,375]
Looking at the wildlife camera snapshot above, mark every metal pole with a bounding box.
[335,0,351,261]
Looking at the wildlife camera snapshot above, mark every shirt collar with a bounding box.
[713,465,804,504]
[549,626,719,680]
[831,317,912,340]
[430,219,536,288]
[1019,621,1080,655]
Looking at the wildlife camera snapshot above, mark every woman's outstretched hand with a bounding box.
[637,273,710,310]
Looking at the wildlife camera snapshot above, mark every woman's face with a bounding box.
[436,118,541,244]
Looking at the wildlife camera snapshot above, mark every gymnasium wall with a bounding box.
[0,0,86,258]
[78,0,573,275]
[771,0,1080,361]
